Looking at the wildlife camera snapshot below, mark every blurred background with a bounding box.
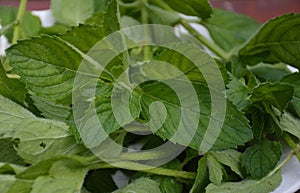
[0,0,300,23]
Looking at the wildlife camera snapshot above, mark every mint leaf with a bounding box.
[239,14,300,68]
[210,149,244,178]
[203,9,260,52]
[2,157,88,193]
[281,73,300,117]
[226,76,249,110]
[278,112,300,139]
[0,6,41,42]
[206,171,282,193]
[242,140,282,179]
[113,177,162,193]
[30,159,88,193]
[207,154,224,185]
[163,0,212,20]
[190,156,209,193]
[51,0,94,26]
[139,49,252,151]
[250,82,294,112]
[6,24,104,105]
[0,94,85,163]
[249,63,290,82]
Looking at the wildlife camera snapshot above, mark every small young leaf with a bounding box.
[249,63,290,82]
[226,76,249,110]
[163,0,212,20]
[113,177,162,193]
[239,14,300,68]
[250,82,294,112]
[207,154,224,185]
[242,140,282,179]
[210,149,244,178]
[206,171,282,193]
[51,0,94,26]
[281,73,300,117]
[203,9,260,52]
[190,156,209,193]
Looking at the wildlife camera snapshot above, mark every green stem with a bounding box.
[140,0,152,60]
[283,133,300,161]
[12,0,27,44]
[180,20,229,61]
[87,160,196,180]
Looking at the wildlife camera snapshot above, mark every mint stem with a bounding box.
[283,133,300,161]
[141,0,152,60]
[180,20,229,61]
[12,0,27,44]
[86,160,196,180]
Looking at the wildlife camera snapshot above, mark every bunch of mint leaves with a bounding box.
[0,0,300,192]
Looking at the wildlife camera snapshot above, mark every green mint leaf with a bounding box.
[3,157,88,193]
[113,177,162,193]
[242,140,282,179]
[30,159,88,193]
[0,6,41,42]
[203,9,260,52]
[249,63,290,82]
[51,0,94,26]
[205,171,282,193]
[6,24,104,105]
[190,156,209,193]
[239,14,300,68]
[163,0,212,20]
[250,82,294,112]
[226,76,249,110]
[0,63,26,105]
[210,149,244,178]
[278,111,300,139]
[146,4,180,25]
[0,94,85,163]
[281,73,300,117]
[0,94,33,139]
[139,48,252,152]
[207,154,224,185]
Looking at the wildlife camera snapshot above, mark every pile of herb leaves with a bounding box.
[0,0,300,192]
